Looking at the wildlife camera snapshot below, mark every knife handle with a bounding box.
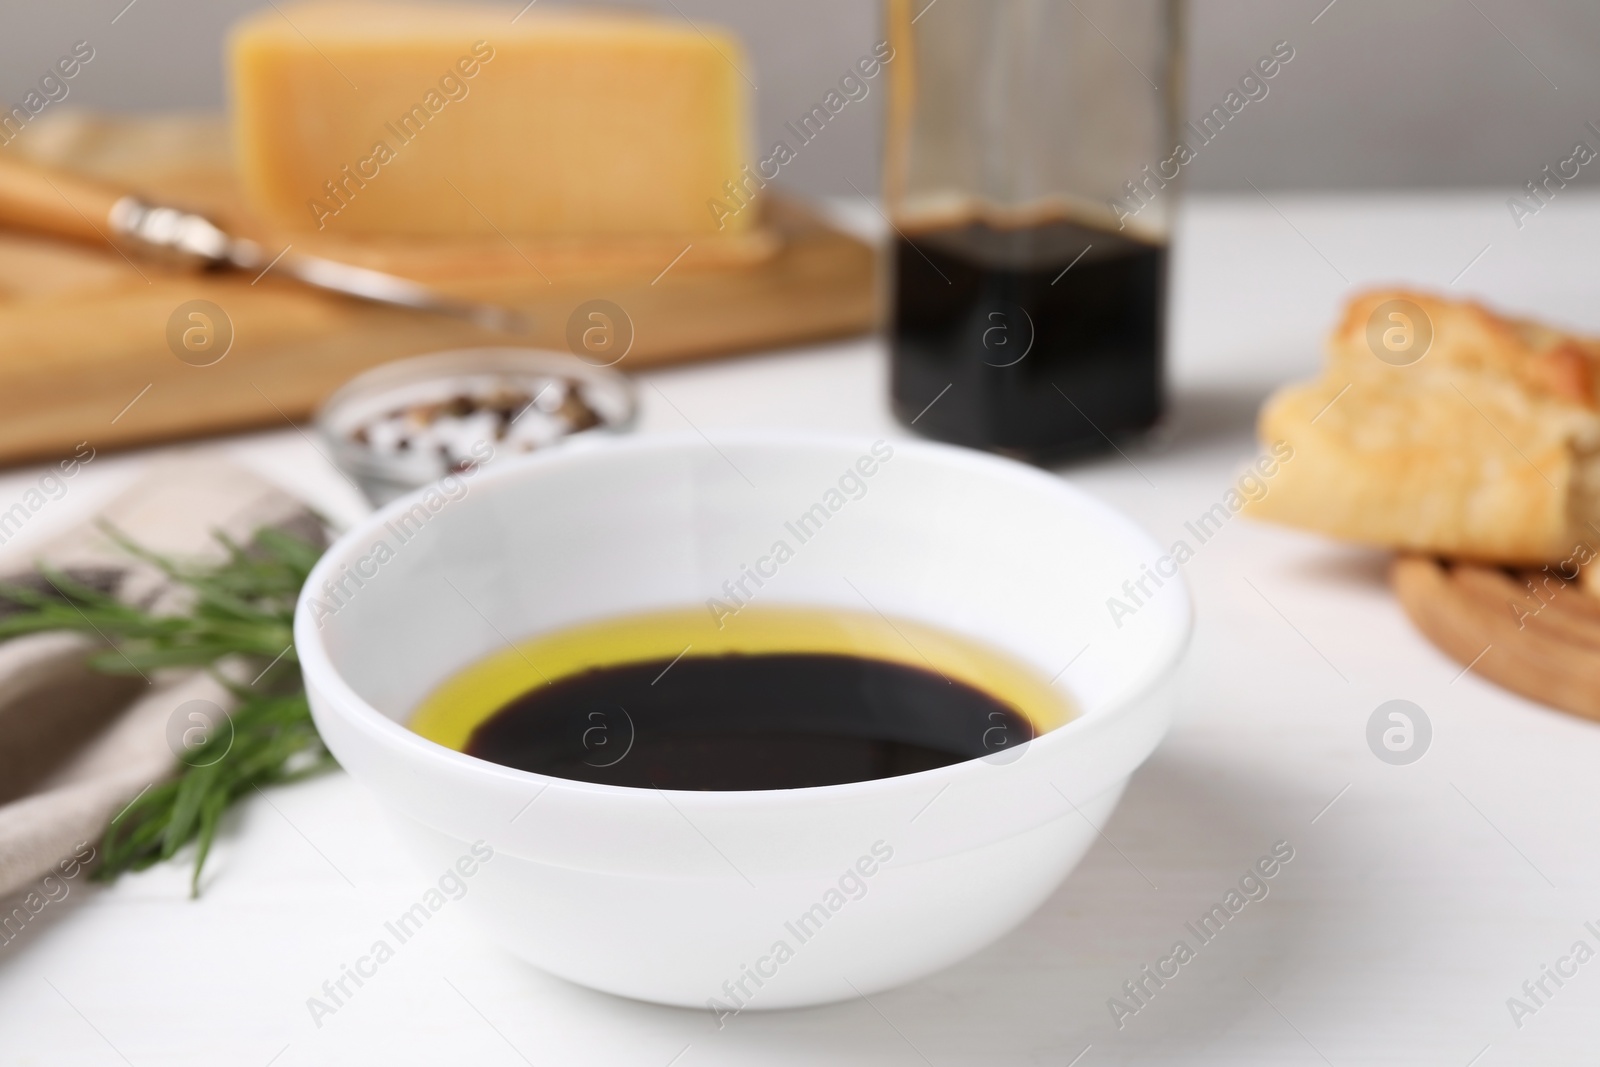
[0,151,125,246]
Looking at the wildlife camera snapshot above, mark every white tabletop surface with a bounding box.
[3,192,1600,1066]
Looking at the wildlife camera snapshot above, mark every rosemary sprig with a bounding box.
[0,524,332,895]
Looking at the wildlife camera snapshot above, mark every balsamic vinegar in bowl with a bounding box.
[409,605,1073,789]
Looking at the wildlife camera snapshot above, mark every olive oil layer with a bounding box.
[409,606,1073,790]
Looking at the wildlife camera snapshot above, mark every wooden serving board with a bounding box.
[1392,555,1600,722]
[0,113,878,467]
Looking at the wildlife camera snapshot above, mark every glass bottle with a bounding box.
[885,0,1182,459]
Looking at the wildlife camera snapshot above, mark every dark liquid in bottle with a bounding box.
[464,652,1033,790]
[891,216,1167,459]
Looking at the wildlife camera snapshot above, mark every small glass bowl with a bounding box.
[316,348,637,506]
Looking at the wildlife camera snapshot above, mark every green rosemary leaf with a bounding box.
[162,759,214,859]
[191,789,228,898]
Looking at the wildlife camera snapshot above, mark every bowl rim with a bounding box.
[294,429,1193,805]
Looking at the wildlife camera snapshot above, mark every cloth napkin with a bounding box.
[0,455,319,904]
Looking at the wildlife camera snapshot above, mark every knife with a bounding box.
[0,153,527,334]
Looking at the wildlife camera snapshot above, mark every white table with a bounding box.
[3,193,1599,1066]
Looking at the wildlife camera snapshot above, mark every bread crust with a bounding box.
[1248,290,1600,564]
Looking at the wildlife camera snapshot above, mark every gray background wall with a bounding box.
[3,0,1597,195]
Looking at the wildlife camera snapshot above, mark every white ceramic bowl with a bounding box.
[295,432,1190,1010]
[315,348,637,506]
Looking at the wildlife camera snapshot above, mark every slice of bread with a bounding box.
[1249,290,1600,564]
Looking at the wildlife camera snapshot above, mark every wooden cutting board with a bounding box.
[1392,555,1600,722]
[0,113,878,466]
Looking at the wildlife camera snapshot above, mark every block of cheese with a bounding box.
[229,3,753,237]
